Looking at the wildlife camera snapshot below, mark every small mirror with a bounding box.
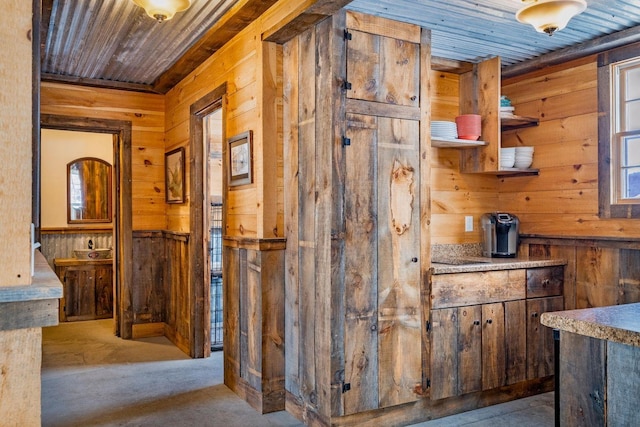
[67,157,112,223]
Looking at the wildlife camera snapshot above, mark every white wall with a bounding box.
[41,129,114,228]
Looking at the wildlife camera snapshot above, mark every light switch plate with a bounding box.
[465,216,473,232]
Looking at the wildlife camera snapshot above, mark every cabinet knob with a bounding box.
[411,257,418,263]
[532,312,539,318]
[486,319,493,324]
[473,320,480,326]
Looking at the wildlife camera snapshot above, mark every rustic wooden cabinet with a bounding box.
[54,258,113,322]
[430,266,562,400]
[430,299,526,400]
[284,10,430,423]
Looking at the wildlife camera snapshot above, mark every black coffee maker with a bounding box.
[481,212,519,257]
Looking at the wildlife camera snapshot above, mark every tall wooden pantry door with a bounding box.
[341,17,423,415]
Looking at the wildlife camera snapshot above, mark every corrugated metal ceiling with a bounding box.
[41,0,640,93]
[347,0,640,67]
[42,0,238,87]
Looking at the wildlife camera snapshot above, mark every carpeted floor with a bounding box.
[41,319,554,427]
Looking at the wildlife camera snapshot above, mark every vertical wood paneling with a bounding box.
[344,113,379,414]
[504,299,526,385]
[283,34,300,399]
[40,231,113,267]
[430,308,458,400]
[223,245,240,389]
[559,332,605,426]
[297,24,318,417]
[526,296,563,380]
[618,249,640,304]
[377,116,421,407]
[481,302,505,390]
[576,247,619,308]
[132,233,164,324]
[457,305,481,395]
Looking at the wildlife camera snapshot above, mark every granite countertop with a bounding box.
[431,256,566,274]
[541,303,640,348]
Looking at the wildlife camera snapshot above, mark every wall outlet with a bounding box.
[465,215,474,232]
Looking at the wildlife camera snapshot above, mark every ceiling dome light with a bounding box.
[516,0,587,36]
[133,0,191,22]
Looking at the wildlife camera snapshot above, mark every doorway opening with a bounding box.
[188,83,226,358]
[40,114,133,338]
[204,108,224,350]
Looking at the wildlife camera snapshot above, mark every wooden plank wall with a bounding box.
[40,82,166,231]
[164,15,283,239]
[431,55,640,244]
[500,56,640,239]
[430,70,498,244]
[163,231,191,355]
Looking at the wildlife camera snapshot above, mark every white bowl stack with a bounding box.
[431,121,458,139]
[500,147,515,169]
[514,146,534,169]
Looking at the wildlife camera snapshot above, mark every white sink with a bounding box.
[74,248,112,260]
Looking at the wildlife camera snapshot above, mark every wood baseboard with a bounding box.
[132,322,165,339]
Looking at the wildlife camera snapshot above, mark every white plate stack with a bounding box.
[514,146,534,168]
[431,121,458,139]
[500,147,515,168]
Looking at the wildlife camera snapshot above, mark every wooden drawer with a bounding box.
[526,266,563,298]
[431,269,526,309]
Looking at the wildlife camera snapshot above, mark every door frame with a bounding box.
[40,114,133,338]
[189,84,227,357]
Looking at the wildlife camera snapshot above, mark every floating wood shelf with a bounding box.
[495,168,539,178]
[501,114,539,131]
[431,136,487,148]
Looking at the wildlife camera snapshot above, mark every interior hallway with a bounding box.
[42,320,554,427]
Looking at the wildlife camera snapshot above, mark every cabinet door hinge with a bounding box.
[426,378,431,388]
[342,382,351,393]
[426,320,431,332]
[342,80,352,90]
[344,29,352,40]
[342,136,351,146]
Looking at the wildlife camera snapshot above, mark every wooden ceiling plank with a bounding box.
[152,0,280,94]
[41,72,159,94]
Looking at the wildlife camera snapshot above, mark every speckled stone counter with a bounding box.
[541,303,640,348]
[541,303,640,426]
[431,256,566,274]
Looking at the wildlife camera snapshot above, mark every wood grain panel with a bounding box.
[457,305,482,395]
[504,300,526,385]
[559,332,605,426]
[482,302,505,390]
[344,113,378,414]
[575,246,619,308]
[430,308,458,400]
[431,270,526,309]
[376,115,422,408]
[526,296,563,380]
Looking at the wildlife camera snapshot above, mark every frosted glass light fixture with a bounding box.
[133,0,191,22]
[516,0,587,36]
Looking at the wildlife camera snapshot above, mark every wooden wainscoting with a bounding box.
[520,235,640,310]
[223,236,286,414]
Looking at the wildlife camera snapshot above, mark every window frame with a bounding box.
[598,42,640,218]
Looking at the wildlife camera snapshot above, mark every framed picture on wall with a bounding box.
[228,131,253,187]
[165,147,185,203]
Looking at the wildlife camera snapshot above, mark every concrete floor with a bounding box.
[42,320,554,427]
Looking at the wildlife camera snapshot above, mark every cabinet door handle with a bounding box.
[473,320,480,326]
[486,319,492,324]
[411,257,418,263]
[532,312,539,318]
